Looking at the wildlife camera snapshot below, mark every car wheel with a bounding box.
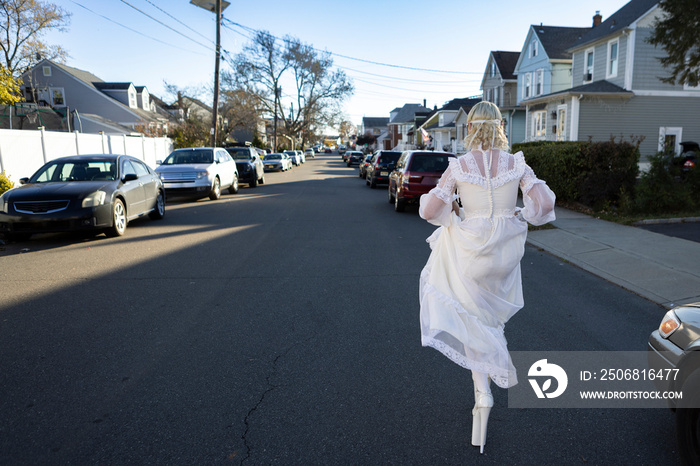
[149,190,165,219]
[677,369,700,466]
[250,174,258,188]
[228,174,239,194]
[209,177,221,200]
[106,198,127,237]
[394,190,406,212]
[370,176,377,189]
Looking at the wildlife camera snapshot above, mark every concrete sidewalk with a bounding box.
[526,207,700,309]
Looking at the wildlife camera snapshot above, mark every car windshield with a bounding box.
[227,149,252,160]
[162,149,213,165]
[266,154,282,160]
[379,152,402,163]
[30,160,117,183]
[410,154,452,172]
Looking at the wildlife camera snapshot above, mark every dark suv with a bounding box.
[225,146,265,187]
[365,150,402,189]
[346,151,364,167]
[388,151,455,212]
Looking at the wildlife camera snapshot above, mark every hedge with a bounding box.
[512,139,640,209]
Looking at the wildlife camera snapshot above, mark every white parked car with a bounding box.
[155,147,239,200]
[295,150,305,163]
[263,153,292,171]
[284,150,300,166]
[304,148,315,158]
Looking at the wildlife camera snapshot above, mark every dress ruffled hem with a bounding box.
[420,266,518,389]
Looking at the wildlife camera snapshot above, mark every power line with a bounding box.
[70,0,205,54]
[118,0,212,50]
[141,0,214,45]
[223,19,476,75]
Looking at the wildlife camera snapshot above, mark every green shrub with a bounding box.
[630,153,695,214]
[0,171,14,195]
[512,138,640,209]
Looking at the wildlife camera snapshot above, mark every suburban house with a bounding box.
[480,51,526,144]
[19,59,172,135]
[361,117,389,138]
[517,0,699,160]
[513,23,592,142]
[418,97,481,153]
[387,103,431,150]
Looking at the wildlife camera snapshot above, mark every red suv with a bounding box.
[388,151,456,212]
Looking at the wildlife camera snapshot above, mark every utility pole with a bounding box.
[273,86,281,152]
[190,1,230,147]
[210,0,221,147]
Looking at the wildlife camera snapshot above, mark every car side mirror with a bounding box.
[156,160,162,165]
[123,173,138,182]
[19,177,29,184]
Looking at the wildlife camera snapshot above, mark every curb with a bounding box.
[633,217,700,226]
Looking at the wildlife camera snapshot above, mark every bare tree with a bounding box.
[223,31,353,149]
[0,0,70,78]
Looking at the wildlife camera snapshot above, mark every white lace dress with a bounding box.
[418,149,556,388]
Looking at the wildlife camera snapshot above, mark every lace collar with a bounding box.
[450,150,526,189]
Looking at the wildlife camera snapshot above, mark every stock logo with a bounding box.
[528,359,568,399]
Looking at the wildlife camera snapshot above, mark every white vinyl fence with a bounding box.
[0,129,173,181]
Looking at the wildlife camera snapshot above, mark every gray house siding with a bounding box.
[571,34,628,88]
[22,64,144,128]
[577,95,699,160]
[632,28,674,91]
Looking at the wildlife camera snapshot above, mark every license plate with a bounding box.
[380,171,388,176]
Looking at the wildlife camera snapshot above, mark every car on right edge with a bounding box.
[648,303,700,465]
[388,150,455,212]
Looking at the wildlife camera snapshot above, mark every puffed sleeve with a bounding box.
[519,163,556,226]
[419,163,457,227]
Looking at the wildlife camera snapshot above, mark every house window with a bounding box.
[683,57,699,90]
[128,91,137,108]
[607,39,619,78]
[557,106,567,141]
[524,73,532,99]
[532,111,546,139]
[536,69,543,96]
[530,40,538,58]
[50,87,65,106]
[584,48,595,82]
[490,62,496,77]
[658,127,682,154]
[42,66,51,77]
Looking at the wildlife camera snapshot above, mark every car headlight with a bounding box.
[82,190,107,208]
[195,170,209,179]
[659,310,681,338]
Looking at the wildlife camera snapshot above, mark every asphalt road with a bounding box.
[0,153,679,465]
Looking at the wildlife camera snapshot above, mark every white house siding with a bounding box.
[577,95,700,160]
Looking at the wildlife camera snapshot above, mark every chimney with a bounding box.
[593,11,602,27]
[423,99,427,108]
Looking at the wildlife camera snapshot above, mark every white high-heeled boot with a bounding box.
[471,389,494,454]
[471,371,493,454]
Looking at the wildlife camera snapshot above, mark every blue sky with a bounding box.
[47,0,630,125]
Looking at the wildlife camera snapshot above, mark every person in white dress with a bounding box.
[418,101,556,453]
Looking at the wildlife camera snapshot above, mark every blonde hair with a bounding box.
[465,101,509,151]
